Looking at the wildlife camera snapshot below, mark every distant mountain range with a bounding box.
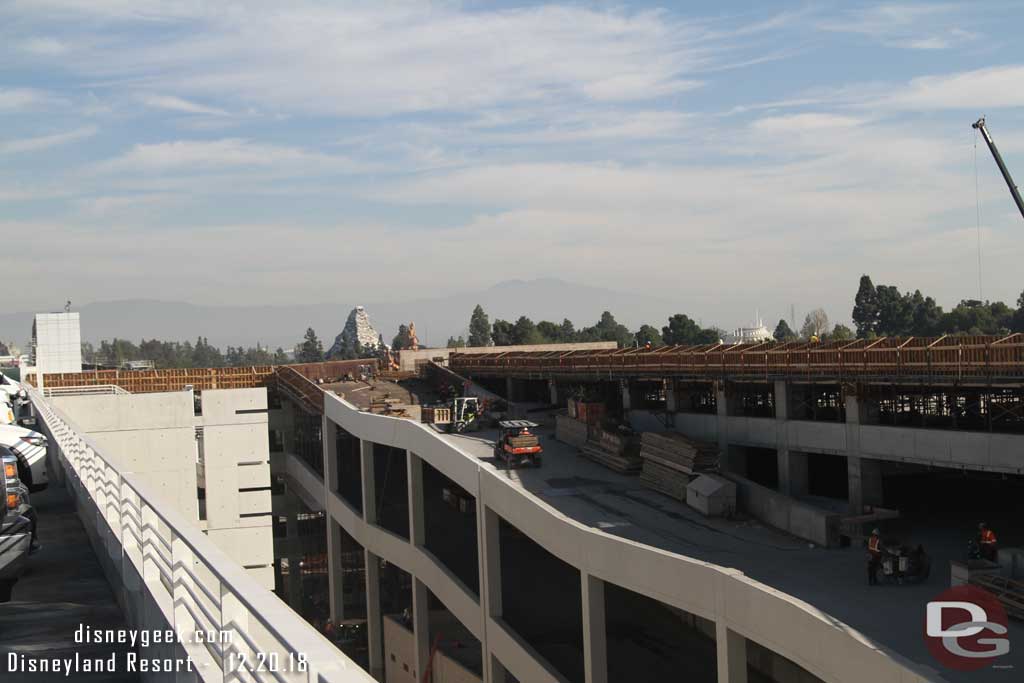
[0,278,686,350]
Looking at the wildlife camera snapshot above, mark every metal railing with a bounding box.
[42,384,131,397]
[29,388,375,683]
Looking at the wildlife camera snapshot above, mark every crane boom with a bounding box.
[972,117,1024,221]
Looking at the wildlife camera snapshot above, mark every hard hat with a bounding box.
[871,528,880,535]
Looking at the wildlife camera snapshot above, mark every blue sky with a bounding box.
[2,1,1023,331]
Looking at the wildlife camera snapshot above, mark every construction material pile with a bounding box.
[555,415,588,448]
[639,432,719,501]
[579,426,641,474]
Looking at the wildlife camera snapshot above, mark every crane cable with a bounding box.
[974,127,984,301]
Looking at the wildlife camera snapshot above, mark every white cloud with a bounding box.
[0,87,56,111]
[139,94,229,116]
[880,65,1024,110]
[96,138,365,174]
[0,126,96,154]
[20,37,69,56]
[819,3,979,50]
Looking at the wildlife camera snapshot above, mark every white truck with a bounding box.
[0,423,48,492]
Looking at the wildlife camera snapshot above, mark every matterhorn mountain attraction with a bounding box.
[327,305,383,357]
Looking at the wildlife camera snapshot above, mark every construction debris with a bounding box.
[970,573,1024,621]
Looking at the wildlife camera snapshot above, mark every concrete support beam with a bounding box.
[716,622,749,683]
[848,456,884,513]
[665,381,678,413]
[505,377,516,403]
[284,487,303,613]
[548,379,560,407]
[325,520,345,622]
[365,549,385,682]
[716,383,729,455]
[361,439,377,525]
[412,578,431,683]
[581,574,608,683]
[323,415,338,493]
[620,380,632,414]
[777,449,809,497]
[774,380,788,421]
[407,451,425,547]
[481,506,503,618]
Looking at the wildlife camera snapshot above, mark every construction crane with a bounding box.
[973,117,1024,221]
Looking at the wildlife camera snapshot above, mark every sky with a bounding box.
[2,0,1023,333]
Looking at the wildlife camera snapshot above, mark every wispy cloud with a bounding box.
[0,126,96,154]
[819,3,979,50]
[19,36,69,56]
[139,94,229,117]
[0,87,60,111]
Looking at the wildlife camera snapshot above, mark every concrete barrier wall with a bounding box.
[721,473,840,548]
[321,392,937,683]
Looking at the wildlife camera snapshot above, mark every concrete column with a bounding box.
[715,622,748,683]
[581,574,608,683]
[412,578,431,682]
[481,506,503,618]
[325,520,345,622]
[365,550,385,682]
[505,377,515,403]
[284,487,303,613]
[361,439,377,525]
[777,449,809,497]
[716,382,729,456]
[844,393,882,512]
[665,381,678,413]
[548,379,560,406]
[322,415,338,493]
[620,380,631,413]
[773,380,788,421]
[407,451,425,547]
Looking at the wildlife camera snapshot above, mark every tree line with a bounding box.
[851,276,1024,338]
[82,337,289,369]
[427,305,723,350]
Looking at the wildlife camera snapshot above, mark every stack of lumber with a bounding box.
[555,415,588,448]
[579,427,641,474]
[639,432,719,474]
[638,432,719,502]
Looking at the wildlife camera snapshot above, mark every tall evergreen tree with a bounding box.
[468,305,491,347]
[852,275,880,338]
[297,328,324,363]
[773,319,796,341]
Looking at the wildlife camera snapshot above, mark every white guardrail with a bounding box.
[30,389,375,683]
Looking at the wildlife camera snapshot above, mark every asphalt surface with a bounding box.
[439,417,1023,683]
[0,485,138,683]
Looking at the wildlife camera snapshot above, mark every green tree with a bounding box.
[875,286,913,336]
[773,319,796,342]
[830,323,854,341]
[446,335,466,348]
[513,316,544,345]
[491,319,515,346]
[392,324,413,350]
[634,324,663,347]
[1012,290,1024,332]
[536,321,562,343]
[577,311,633,347]
[662,314,717,345]
[297,328,324,363]
[852,275,880,338]
[559,318,577,342]
[468,305,491,347]
[272,347,289,364]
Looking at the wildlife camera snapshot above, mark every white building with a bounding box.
[724,316,773,344]
[31,312,83,374]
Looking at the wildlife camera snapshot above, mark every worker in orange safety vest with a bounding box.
[978,522,998,562]
[867,528,883,585]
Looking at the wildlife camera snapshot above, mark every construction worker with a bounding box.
[978,522,998,562]
[867,528,883,585]
[644,341,652,351]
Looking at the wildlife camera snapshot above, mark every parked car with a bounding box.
[0,449,33,602]
[0,424,48,492]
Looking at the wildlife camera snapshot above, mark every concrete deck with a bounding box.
[439,416,1023,683]
[0,485,137,682]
